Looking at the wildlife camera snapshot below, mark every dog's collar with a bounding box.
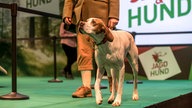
[95,37,107,46]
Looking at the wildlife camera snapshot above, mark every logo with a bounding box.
[151,51,169,77]
[139,47,181,80]
[128,0,191,28]
[152,51,166,63]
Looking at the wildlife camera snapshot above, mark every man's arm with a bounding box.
[62,0,73,20]
[108,0,119,29]
[108,0,119,20]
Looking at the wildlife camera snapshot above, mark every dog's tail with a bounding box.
[0,66,8,74]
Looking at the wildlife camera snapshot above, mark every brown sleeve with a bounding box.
[62,0,74,19]
[109,0,119,20]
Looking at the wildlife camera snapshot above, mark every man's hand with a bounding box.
[108,18,119,30]
[63,17,72,25]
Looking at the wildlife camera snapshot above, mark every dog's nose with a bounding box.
[79,21,85,28]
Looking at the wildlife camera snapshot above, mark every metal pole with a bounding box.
[0,3,29,100]
[48,36,63,83]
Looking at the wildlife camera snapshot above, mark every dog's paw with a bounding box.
[132,91,139,101]
[96,99,103,105]
[108,99,114,104]
[96,95,103,105]
[132,95,139,101]
[107,95,115,104]
[95,90,103,105]
[112,101,121,107]
[111,95,122,106]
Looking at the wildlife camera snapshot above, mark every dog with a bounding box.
[0,66,7,74]
[79,18,139,106]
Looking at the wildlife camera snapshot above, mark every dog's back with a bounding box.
[111,30,135,51]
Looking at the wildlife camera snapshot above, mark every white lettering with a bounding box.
[26,0,52,8]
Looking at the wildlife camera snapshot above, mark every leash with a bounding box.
[95,37,107,46]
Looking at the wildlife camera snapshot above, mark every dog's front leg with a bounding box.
[107,68,116,104]
[94,67,105,105]
[112,66,125,107]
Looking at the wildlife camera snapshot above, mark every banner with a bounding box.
[19,0,60,17]
[116,0,192,45]
[139,47,181,80]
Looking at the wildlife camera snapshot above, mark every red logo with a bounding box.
[130,0,163,4]
[130,0,138,3]
[152,52,167,63]
[156,0,163,4]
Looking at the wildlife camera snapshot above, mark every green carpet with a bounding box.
[0,77,192,108]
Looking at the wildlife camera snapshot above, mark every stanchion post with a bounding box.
[48,36,63,83]
[0,3,29,100]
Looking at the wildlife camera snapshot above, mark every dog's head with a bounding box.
[79,18,114,44]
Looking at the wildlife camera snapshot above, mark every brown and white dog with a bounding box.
[79,18,139,106]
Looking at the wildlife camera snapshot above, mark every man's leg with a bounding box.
[72,33,93,98]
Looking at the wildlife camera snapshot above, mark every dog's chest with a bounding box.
[95,43,124,65]
[94,31,131,66]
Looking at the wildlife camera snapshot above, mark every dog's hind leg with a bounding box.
[127,43,139,101]
[94,67,105,105]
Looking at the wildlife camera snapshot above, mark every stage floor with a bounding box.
[0,77,192,108]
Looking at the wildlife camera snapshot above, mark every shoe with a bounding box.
[66,73,74,79]
[62,69,67,78]
[72,86,92,98]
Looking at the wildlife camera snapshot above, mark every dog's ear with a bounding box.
[102,25,114,42]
